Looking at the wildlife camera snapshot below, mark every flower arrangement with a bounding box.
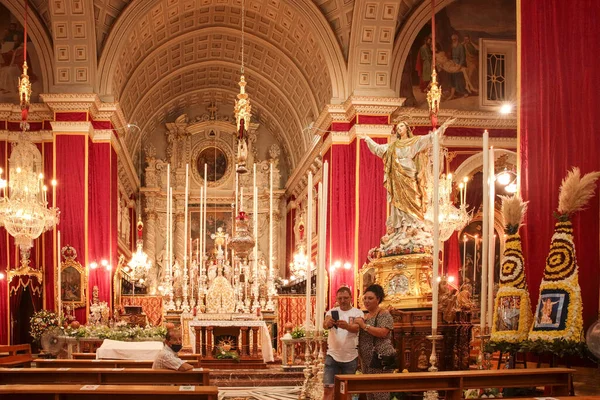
[290,326,305,339]
[62,324,166,341]
[30,310,61,343]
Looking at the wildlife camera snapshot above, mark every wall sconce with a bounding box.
[89,259,111,271]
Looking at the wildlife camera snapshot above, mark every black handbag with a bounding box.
[367,312,397,371]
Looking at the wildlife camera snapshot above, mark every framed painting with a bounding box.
[190,208,233,252]
[61,258,86,309]
[196,146,228,182]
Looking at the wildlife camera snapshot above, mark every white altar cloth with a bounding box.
[95,339,164,360]
[188,320,274,363]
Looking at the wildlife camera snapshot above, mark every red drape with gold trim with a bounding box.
[521,0,600,326]
[56,135,87,323]
[327,142,356,307]
[357,138,387,267]
[88,141,113,306]
[42,142,55,312]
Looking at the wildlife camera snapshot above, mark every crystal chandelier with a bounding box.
[289,244,314,281]
[425,174,470,242]
[125,145,151,293]
[0,2,59,252]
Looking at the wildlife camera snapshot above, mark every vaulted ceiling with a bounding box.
[3,0,449,167]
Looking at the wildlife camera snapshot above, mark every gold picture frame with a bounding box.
[61,257,87,309]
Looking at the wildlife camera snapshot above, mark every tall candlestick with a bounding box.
[235,165,239,217]
[184,163,189,277]
[462,234,467,284]
[316,160,328,329]
[306,171,313,329]
[199,187,203,270]
[166,164,170,280]
[431,127,441,333]
[57,230,62,318]
[473,235,478,283]
[487,147,496,329]
[269,162,273,283]
[203,164,207,259]
[481,130,490,331]
[252,164,259,310]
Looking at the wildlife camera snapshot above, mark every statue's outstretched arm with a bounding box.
[360,134,387,158]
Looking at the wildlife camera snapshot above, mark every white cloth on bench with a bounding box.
[95,339,164,360]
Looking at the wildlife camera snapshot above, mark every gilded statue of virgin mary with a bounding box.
[361,117,455,257]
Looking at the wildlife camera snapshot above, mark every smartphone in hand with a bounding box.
[331,310,340,321]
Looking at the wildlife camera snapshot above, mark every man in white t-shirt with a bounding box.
[323,286,363,400]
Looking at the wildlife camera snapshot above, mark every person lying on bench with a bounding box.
[152,329,193,371]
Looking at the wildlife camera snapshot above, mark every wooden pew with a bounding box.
[34,358,201,368]
[0,367,210,386]
[0,384,219,400]
[334,367,574,400]
[0,344,33,367]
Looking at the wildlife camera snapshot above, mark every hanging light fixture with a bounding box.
[425,173,470,242]
[126,147,151,293]
[0,0,59,260]
[234,0,251,174]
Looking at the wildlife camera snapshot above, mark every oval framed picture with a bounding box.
[196,146,228,182]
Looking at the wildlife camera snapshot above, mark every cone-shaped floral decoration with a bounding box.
[491,194,533,343]
[529,168,600,343]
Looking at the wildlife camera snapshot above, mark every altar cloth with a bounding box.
[95,339,164,360]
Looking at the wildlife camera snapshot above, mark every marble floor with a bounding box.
[219,386,301,400]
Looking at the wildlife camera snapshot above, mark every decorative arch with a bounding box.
[1,0,54,93]
[96,0,347,103]
[390,0,457,96]
[128,60,306,160]
[453,149,517,182]
[134,88,298,169]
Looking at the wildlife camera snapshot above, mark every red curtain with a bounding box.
[357,138,387,267]
[111,147,118,311]
[88,141,113,305]
[0,141,8,344]
[42,142,55,312]
[443,232,461,283]
[521,0,600,327]
[56,135,87,323]
[328,142,356,306]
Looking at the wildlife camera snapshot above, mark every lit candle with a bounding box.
[235,164,239,216]
[57,230,62,318]
[463,176,469,205]
[203,164,207,258]
[166,164,171,278]
[487,147,495,329]
[462,234,467,284]
[480,130,490,331]
[431,126,441,333]
[316,159,328,330]
[184,163,189,290]
[269,162,273,286]
[306,171,313,329]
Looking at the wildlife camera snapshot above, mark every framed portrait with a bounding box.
[196,146,228,182]
[61,258,86,309]
[496,295,521,332]
[534,291,567,330]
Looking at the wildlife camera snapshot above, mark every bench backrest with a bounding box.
[0,344,33,367]
[34,359,200,368]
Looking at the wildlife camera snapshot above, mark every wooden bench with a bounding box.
[72,352,203,361]
[34,358,201,369]
[334,367,574,400]
[0,367,210,386]
[0,384,218,400]
[0,344,33,367]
